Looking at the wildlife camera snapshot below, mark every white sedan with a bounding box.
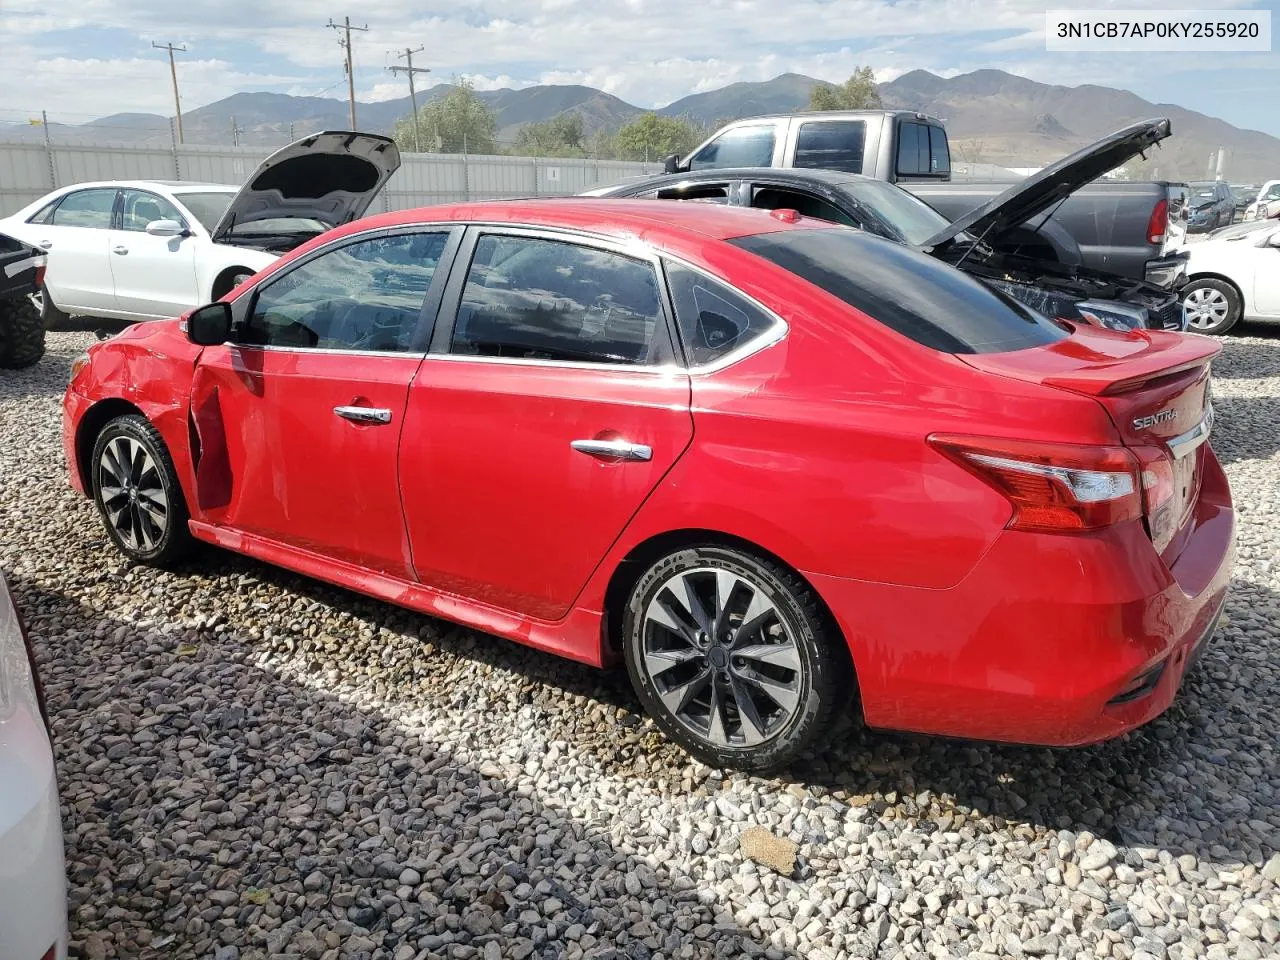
[0,132,400,326]
[1180,220,1280,334]
[0,572,67,960]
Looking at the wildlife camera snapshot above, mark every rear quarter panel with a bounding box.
[605,246,1123,590]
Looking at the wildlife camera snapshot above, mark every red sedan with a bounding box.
[63,199,1233,771]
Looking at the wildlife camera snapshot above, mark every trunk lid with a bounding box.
[962,325,1219,560]
[210,131,401,245]
[922,118,1172,252]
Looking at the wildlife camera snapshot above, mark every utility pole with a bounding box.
[327,17,369,129]
[387,46,428,152]
[152,41,187,143]
[231,116,242,147]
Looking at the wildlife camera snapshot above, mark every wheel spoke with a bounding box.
[671,573,712,633]
[102,444,127,486]
[734,643,802,672]
[706,676,729,746]
[733,589,775,646]
[727,673,767,746]
[658,668,711,716]
[643,646,701,679]
[711,570,739,636]
[128,441,148,485]
[133,503,156,550]
[740,670,800,713]
[646,594,698,644]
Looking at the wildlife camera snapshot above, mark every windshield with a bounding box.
[1190,183,1218,199]
[839,178,951,245]
[174,192,235,232]
[731,228,1068,354]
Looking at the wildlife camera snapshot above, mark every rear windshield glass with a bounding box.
[730,228,1069,354]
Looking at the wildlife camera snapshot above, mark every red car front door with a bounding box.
[189,228,456,578]
[398,228,693,621]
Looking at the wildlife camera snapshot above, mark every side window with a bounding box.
[897,123,921,176]
[793,121,867,173]
[928,126,950,176]
[120,190,185,232]
[750,186,856,227]
[451,235,664,365]
[665,262,777,367]
[655,183,730,203]
[49,189,117,229]
[26,198,62,225]
[242,232,449,351]
[688,126,776,170]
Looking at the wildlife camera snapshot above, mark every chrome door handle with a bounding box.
[112,245,128,255]
[38,240,52,250]
[571,438,652,462]
[334,405,393,425]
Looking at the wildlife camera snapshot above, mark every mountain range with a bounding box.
[5,69,1277,182]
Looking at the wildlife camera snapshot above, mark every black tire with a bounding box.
[622,545,848,772]
[0,294,46,369]
[38,285,70,331]
[1181,278,1242,336]
[90,415,192,566]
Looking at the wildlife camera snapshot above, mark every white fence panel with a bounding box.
[0,139,657,218]
[52,144,175,187]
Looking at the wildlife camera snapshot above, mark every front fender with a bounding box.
[69,321,202,512]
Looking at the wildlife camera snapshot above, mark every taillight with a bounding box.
[1134,445,1177,552]
[1147,198,1169,244]
[34,264,46,288]
[929,435,1142,533]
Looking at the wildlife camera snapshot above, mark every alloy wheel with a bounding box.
[98,435,169,552]
[1183,286,1230,331]
[640,567,804,747]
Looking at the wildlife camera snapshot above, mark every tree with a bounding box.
[612,113,704,162]
[808,67,882,111]
[393,78,497,155]
[513,112,587,158]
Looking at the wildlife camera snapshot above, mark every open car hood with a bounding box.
[922,118,1172,251]
[210,131,400,243]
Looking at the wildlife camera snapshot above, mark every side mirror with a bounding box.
[663,154,681,174]
[146,219,187,237]
[186,302,232,346]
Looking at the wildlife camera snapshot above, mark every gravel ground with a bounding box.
[2,325,1278,960]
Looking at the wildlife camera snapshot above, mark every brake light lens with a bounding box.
[34,262,46,288]
[1134,445,1177,552]
[929,435,1142,533]
[1147,198,1169,244]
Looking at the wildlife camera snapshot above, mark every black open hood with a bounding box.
[922,118,1172,250]
[211,131,400,242]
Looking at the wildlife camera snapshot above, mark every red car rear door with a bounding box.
[189,228,459,579]
[399,227,693,621]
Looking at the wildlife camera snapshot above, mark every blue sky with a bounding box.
[3,0,1279,136]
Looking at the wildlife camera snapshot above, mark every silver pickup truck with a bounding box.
[663,110,953,184]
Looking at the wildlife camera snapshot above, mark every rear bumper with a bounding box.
[807,449,1234,746]
[1144,250,1189,290]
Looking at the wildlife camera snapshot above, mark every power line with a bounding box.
[327,17,369,129]
[387,46,429,152]
[152,41,187,144]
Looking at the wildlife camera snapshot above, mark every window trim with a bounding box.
[230,224,463,356]
[118,187,189,234]
[41,187,121,230]
[687,123,781,171]
[428,224,682,372]
[660,256,788,374]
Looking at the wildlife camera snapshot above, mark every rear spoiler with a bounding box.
[1043,331,1221,396]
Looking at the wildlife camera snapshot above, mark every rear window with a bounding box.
[729,228,1068,354]
[794,121,866,173]
[897,122,950,177]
